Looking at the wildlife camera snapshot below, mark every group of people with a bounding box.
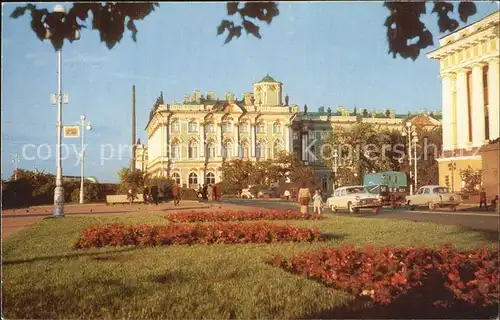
[197,183,222,202]
[142,185,159,205]
[479,188,498,211]
[296,183,325,215]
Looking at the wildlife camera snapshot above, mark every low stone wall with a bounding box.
[106,194,144,204]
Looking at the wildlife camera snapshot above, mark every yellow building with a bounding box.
[140,74,441,193]
[427,11,499,192]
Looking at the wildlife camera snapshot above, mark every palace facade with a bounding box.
[427,11,499,194]
[137,74,441,194]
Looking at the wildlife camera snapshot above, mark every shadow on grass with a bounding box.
[299,286,498,319]
[3,247,140,266]
[320,232,346,241]
[451,227,499,242]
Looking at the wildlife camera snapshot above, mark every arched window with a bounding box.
[239,123,249,133]
[171,121,180,132]
[256,142,266,159]
[273,140,284,158]
[206,143,216,159]
[256,122,265,133]
[188,172,198,185]
[273,122,282,134]
[188,121,198,132]
[171,172,181,185]
[222,122,232,133]
[188,142,198,159]
[223,143,233,159]
[205,123,215,133]
[206,172,216,185]
[171,143,180,159]
[241,143,249,158]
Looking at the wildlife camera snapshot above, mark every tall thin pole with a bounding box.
[131,85,136,171]
[414,140,418,191]
[54,48,64,217]
[408,133,413,195]
[79,117,85,204]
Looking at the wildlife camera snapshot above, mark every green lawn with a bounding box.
[2,213,497,319]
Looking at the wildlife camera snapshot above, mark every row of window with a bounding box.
[172,122,284,134]
[170,142,285,160]
[171,172,216,185]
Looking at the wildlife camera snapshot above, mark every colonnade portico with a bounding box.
[428,10,499,193]
[439,58,500,152]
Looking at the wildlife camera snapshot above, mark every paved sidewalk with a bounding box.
[2,201,254,241]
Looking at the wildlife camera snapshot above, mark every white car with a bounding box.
[327,186,383,213]
[406,185,462,211]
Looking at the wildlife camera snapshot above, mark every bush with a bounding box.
[267,244,498,307]
[74,222,326,248]
[167,210,325,223]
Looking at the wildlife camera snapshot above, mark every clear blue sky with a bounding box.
[2,2,498,183]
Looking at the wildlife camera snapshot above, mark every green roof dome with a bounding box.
[258,73,279,83]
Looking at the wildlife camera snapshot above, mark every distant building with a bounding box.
[427,11,499,194]
[138,74,441,194]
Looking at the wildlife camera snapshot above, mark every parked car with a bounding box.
[406,185,462,211]
[240,189,255,199]
[326,186,383,213]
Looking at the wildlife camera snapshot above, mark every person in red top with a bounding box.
[214,183,222,202]
[172,183,181,206]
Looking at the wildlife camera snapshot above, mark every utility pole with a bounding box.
[131,85,136,172]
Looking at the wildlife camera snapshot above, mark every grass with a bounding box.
[2,212,497,319]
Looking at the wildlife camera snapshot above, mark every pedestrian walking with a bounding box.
[297,182,311,214]
[214,183,222,202]
[479,188,487,211]
[127,188,137,205]
[491,195,498,212]
[284,189,290,201]
[207,184,214,202]
[150,185,159,206]
[202,184,208,201]
[172,182,181,206]
[143,186,150,204]
[312,189,323,215]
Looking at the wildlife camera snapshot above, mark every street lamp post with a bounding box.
[46,5,80,217]
[79,115,92,204]
[448,161,457,192]
[332,149,338,190]
[11,154,20,180]
[413,135,419,190]
[402,121,417,195]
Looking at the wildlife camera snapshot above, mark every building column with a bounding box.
[217,123,222,157]
[487,57,500,140]
[301,132,307,161]
[440,73,456,151]
[455,68,470,149]
[284,124,290,153]
[471,63,486,147]
[251,123,256,157]
[199,123,204,158]
[234,123,239,158]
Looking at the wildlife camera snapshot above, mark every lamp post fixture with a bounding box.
[448,161,457,192]
[79,115,92,204]
[412,135,419,190]
[12,154,20,180]
[332,148,338,190]
[46,5,81,217]
[402,121,418,195]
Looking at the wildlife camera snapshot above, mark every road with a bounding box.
[224,199,500,232]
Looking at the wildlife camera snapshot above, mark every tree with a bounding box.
[118,167,146,193]
[220,158,255,193]
[459,166,482,194]
[11,2,481,60]
[414,126,442,187]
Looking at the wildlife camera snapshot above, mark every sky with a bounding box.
[2,2,499,183]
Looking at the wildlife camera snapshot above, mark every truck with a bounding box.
[363,171,408,208]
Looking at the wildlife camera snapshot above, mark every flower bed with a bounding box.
[75,222,326,248]
[267,244,498,307]
[166,210,325,223]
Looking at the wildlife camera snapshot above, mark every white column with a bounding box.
[218,123,222,157]
[234,122,239,158]
[301,133,307,161]
[284,125,290,153]
[455,68,470,149]
[167,121,171,158]
[440,73,456,151]
[251,123,256,157]
[199,123,204,157]
[471,63,486,147]
[487,57,500,140]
